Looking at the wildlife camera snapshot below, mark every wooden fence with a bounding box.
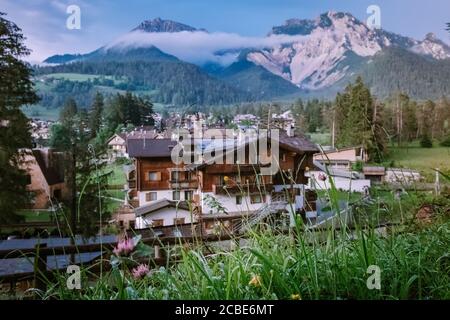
[0,232,237,293]
[0,217,402,296]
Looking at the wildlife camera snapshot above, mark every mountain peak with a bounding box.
[270,11,363,36]
[132,18,199,33]
[425,32,437,41]
[411,32,450,59]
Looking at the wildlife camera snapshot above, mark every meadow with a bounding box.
[384,144,450,181]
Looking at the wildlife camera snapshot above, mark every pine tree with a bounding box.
[0,13,39,223]
[50,98,110,237]
[335,77,386,162]
[89,92,104,139]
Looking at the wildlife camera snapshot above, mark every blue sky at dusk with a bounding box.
[2,0,449,62]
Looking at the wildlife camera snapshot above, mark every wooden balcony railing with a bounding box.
[212,183,273,195]
[169,180,198,189]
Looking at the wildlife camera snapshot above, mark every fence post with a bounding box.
[34,243,48,296]
[154,245,161,259]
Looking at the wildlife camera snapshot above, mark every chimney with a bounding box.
[286,125,294,137]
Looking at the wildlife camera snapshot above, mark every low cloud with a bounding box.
[107,30,307,66]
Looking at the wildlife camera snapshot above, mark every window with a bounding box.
[219,175,226,186]
[173,190,181,201]
[250,195,263,204]
[25,174,32,185]
[236,195,242,205]
[148,171,161,181]
[171,171,180,181]
[152,219,164,227]
[145,192,157,202]
[129,221,135,230]
[53,189,62,200]
[184,190,193,201]
[281,152,287,162]
[174,218,185,225]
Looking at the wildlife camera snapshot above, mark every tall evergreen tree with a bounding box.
[105,92,154,134]
[0,13,39,223]
[89,92,104,138]
[335,77,386,162]
[50,98,110,237]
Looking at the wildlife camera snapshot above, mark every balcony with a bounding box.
[213,183,273,195]
[169,180,198,189]
[128,180,136,189]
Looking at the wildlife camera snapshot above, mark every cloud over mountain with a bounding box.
[107,30,307,66]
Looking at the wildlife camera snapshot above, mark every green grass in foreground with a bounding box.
[40,191,450,300]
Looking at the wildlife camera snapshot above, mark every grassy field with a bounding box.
[308,132,331,145]
[384,144,450,180]
[106,163,128,186]
[21,104,60,121]
[40,73,127,85]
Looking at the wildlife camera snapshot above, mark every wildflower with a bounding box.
[318,173,327,181]
[249,275,262,287]
[113,238,135,257]
[132,264,150,280]
[291,293,302,300]
[305,166,310,172]
[223,176,230,183]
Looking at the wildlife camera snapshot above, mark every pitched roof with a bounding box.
[106,133,127,144]
[134,199,191,217]
[127,138,177,158]
[127,130,318,159]
[277,131,319,153]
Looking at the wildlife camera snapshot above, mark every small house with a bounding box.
[314,146,368,170]
[22,148,69,210]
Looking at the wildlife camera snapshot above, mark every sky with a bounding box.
[1,0,449,62]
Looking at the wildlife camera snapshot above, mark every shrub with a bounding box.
[420,135,433,148]
[440,136,450,147]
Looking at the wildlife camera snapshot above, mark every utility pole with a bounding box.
[331,108,336,149]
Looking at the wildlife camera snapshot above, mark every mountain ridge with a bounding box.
[41,11,450,103]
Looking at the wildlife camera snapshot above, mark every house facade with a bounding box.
[127,127,318,229]
[107,133,128,160]
[313,146,368,170]
[22,148,69,209]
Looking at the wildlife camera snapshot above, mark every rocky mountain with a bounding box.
[244,11,450,92]
[411,33,450,60]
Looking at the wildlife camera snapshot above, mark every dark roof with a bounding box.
[127,130,318,159]
[278,131,319,153]
[127,138,177,158]
[32,149,65,185]
[134,199,191,217]
[0,235,116,277]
